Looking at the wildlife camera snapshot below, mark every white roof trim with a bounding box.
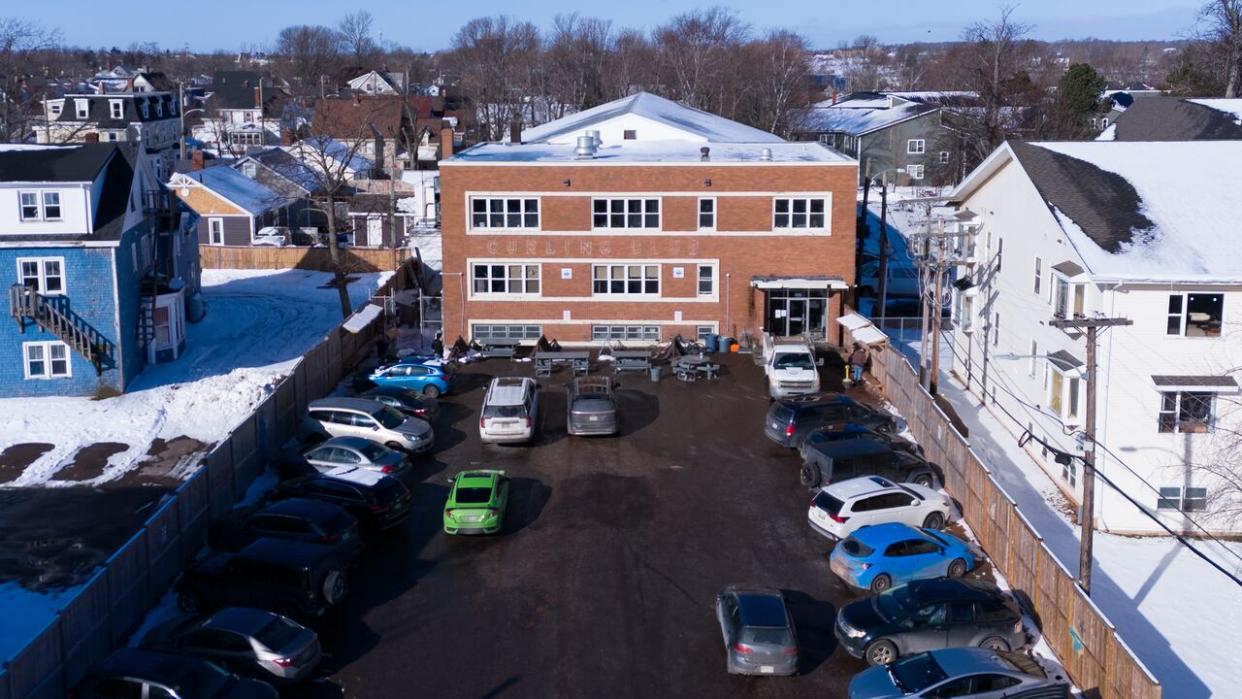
[751,277,849,290]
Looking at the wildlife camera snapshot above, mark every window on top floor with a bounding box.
[773,198,826,229]
[697,197,715,230]
[1158,391,1214,434]
[907,138,925,154]
[623,129,637,140]
[17,258,65,295]
[74,99,88,119]
[593,198,660,229]
[1166,293,1222,337]
[109,100,123,120]
[471,198,539,229]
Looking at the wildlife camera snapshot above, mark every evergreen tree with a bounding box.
[1054,63,1106,139]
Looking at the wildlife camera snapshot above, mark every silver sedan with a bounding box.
[303,436,411,477]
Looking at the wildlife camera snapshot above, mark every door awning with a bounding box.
[836,312,888,345]
[1151,375,1239,393]
[751,275,849,291]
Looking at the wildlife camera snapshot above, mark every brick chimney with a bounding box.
[439,126,454,159]
[253,86,261,109]
[280,128,294,146]
[509,119,522,145]
[191,150,205,171]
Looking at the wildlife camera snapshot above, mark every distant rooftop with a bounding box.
[522,92,782,144]
[1105,97,1242,141]
[0,144,116,183]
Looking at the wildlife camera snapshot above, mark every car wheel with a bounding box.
[799,463,821,488]
[980,636,1010,652]
[177,590,203,614]
[422,385,442,398]
[912,473,934,488]
[869,574,892,593]
[947,558,968,578]
[922,511,945,530]
[323,570,347,605]
[865,639,898,666]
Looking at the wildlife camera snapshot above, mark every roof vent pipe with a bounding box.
[586,129,601,147]
[759,148,773,161]
[700,146,710,161]
[574,135,597,159]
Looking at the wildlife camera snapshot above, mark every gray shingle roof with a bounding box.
[1111,97,1242,141]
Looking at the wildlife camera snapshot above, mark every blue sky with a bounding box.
[30,0,1205,52]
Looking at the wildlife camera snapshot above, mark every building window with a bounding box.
[591,325,660,342]
[773,198,826,229]
[623,129,637,140]
[906,164,925,180]
[243,111,254,123]
[74,99,88,119]
[939,151,950,164]
[1033,257,1042,295]
[697,265,714,296]
[1047,360,1081,422]
[471,324,542,342]
[42,192,61,220]
[109,100,123,119]
[1029,340,1038,377]
[959,294,974,333]
[696,325,715,342]
[208,218,224,245]
[1157,486,1207,511]
[49,103,62,116]
[1062,457,1077,488]
[155,101,163,118]
[1052,275,1084,319]
[1158,391,1214,433]
[471,263,540,295]
[470,197,539,230]
[593,264,659,295]
[993,313,1000,347]
[107,132,118,142]
[592,198,660,229]
[907,139,925,154]
[697,198,715,230]
[1166,293,1223,337]
[140,102,149,119]
[17,258,65,295]
[23,341,71,379]
[18,192,40,220]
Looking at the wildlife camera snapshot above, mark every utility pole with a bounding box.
[178,81,186,161]
[876,175,890,324]
[1048,315,1133,595]
[910,223,974,394]
[929,221,945,396]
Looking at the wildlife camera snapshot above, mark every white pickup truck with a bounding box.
[764,337,822,399]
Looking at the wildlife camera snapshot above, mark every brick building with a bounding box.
[439,92,857,346]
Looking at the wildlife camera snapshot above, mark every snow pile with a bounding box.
[1187,98,1242,124]
[0,269,390,488]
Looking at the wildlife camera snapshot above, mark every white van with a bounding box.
[764,338,822,399]
[480,377,540,444]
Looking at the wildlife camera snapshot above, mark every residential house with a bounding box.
[1099,97,1242,141]
[345,195,419,248]
[793,91,974,185]
[1,144,200,397]
[88,68,177,94]
[191,71,290,154]
[345,69,406,96]
[439,91,857,346]
[169,166,308,246]
[38,92,180,180]
[231,147,321,198]
[946,139,1242,535]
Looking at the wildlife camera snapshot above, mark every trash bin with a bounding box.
[649,366,661,383]
[718,336,734,353]
[703,334,719,353]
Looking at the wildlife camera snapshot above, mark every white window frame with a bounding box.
[1051,273,1084,319]
[1046,360,1081,424]
[470,197,540,230]
[18,191,40,221]
[470,262,541,297]
[907,138,926,154]
[592,198,661,230]
[939,151,950,164]
[23,341,71,379]
[74,99,89,119]
[772,197,828,230]
[958,293,974,333]
[696,264,715,297]
[1033,257,1042,295]
[109,99,124,120]
[1157,486,1207,511]
[906,164,925,180]
[17,257,66,296]
[1165,292,1223,338]
[1029,340,1038,377]
[1158,391,1215,434]
[471,324,542,342]
[697,197,716,231]
[591,325,660,342]
[208,217,225,245]
[592,264,660,296]
[41,192,61,221]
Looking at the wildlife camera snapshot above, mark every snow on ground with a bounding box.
[0,268,391,488]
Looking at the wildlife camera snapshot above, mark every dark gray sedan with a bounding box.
[303,436,411,476]
[566,377,618,436]
[714,585,799,676]
[848,647,1069,698]
[140,607,322,685]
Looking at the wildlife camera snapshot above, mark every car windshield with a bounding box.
[888,652,948,693]
[358,443,390,461]
[455,486,493,504]
[740,626,794,645]
[483,404,525,418]
[185,662,235,698]
[874,585,917,622]
[254,615,304,650]
[813,491,844,516]
[375,407,406,429]
[773,353,814,370]
[920,528,952,547]
[840,536,874,557]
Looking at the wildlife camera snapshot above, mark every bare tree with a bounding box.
[338,11,378,65]
[653,7,747,113]
[741,30,812,136]
[0,18,61,142]
[544,14,613,118]
[276,25,342,97]
[1199,0,1242,96]
[445,16,541,141]
[952,6,1035,160]
[602,29,654,99]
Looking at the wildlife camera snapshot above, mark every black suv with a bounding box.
[208,498,363,561]
[76,649,277,698]
[175,538,349,621]
[799,437,940,488]
[271,472,412,534]
[798,422,923,462]
[764,394,896,448]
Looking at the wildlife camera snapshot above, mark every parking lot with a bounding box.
[303,351,883,697]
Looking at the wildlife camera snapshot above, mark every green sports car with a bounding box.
[444,470,509,535]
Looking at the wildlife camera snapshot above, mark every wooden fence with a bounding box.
[849,334,1161,699]
[0,265,411,699]
[199,245,408,273]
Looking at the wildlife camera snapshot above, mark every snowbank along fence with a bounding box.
[849,333,1161,699]
[0,264,415,699]
[199,244,408,273]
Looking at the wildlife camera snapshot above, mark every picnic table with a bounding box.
[673,355,720,382]
[534,350,590,377]
[611,350,652,373]
[477,338,520,359]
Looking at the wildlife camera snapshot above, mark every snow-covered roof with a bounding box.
[343,303,383,333]
[521,92,782,144]
[797,99,937,136]
[955,140,1242,281]
[286,137,374,174]
[1187,98,1242,124]
[446,140,850,165]
[176,166,290,216]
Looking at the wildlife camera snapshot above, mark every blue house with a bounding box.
[1,144,202,397]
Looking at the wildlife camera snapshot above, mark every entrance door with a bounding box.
[366,216,384,247]
[786,299,807,336]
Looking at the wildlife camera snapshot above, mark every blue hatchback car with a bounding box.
[829,523,975,593]
[368,359,453,397]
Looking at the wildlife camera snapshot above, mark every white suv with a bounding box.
[304,397,434,453]
[807,475,951,541]
[480,377,540,444]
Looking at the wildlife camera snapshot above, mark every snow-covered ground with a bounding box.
[0,268,391,487]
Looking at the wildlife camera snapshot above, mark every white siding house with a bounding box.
[946,140,1242,535]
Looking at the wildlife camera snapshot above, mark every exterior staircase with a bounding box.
[9,285,109,375]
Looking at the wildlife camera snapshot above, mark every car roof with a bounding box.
[203,607,276,636]
[487,377,532,405]
[781,393,858,410]
[262,497,345,520]
[825,475,899,499]
[94,648,215,684]
[456,470,499,488]
[237,537,339,566]
[320,436,378,451]
[907,577,1003,604]
[734,591,789,627]
[929,647,1031,677]
[309,396,385,414]
[849,522,924,545]
[317,465,388,486]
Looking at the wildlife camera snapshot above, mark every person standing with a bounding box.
[848,342,869,385]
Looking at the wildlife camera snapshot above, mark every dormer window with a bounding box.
[74,99,89,119]
[110,100,123,120]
